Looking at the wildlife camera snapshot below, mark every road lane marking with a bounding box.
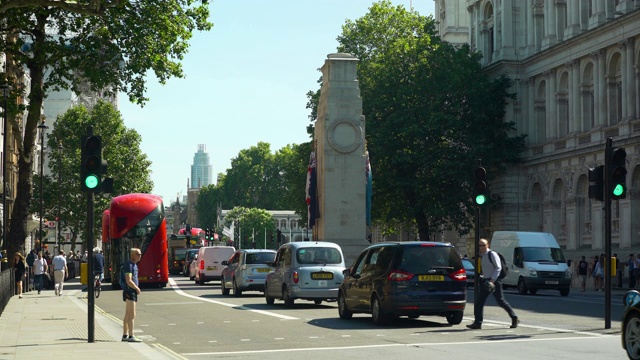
[462,317,610,337]
[168,278,298,320]
[180,335,616,356]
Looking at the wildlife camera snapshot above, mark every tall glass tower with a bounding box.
[190,144,212,189]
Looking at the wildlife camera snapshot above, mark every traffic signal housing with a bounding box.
[610,148,627,199]
[80,135,107,192]
[588,165,604,201]
[473,166,488,206]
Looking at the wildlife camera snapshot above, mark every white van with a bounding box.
[195,245,236,285]
[490,231,571,296]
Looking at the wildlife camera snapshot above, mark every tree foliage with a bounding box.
[31,101,153,251]
[332,1,525,240]
[0,0,211,256]
[223,207,276,250]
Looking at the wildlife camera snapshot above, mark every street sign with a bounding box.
[48,221,56,228]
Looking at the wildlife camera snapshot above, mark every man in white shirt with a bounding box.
[52,250,68,296]
[33,252,48,294]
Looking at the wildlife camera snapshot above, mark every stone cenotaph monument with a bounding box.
[313,53,370,264]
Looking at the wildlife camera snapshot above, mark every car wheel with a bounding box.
[559,288,570,297]
[233,278,242,297]
[283,286,294,308]
[371,296,389,325]
[338,292,353,320]
[517,277,528,295]
[408,314,419,319]
[529,289,538,295]
[625,313,640,359]
[221,277,230,296]
[446,311,463,325]
[314,299,322,305]
[265,283,275,305]
[199,274,205,286]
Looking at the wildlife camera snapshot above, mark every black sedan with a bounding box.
[622,290,640,359]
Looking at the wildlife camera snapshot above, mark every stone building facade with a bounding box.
[435,0,640,259]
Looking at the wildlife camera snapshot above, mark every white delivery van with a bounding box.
[195,245,236,285]
[490,231,571,296]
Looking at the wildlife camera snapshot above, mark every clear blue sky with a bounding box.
[118,0,435,203]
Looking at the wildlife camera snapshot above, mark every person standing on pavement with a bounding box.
[577,256,589,292]
[52,249,68,296]
[122,248,142,342]
[13,252,27,298]
[466,238,519,330]
[33,252,48,294]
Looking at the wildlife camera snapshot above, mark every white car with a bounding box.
[195,246,236,285]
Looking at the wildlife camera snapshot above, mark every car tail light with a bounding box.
[293,271,299,284]
[388,270,414,281]
[200,260,204,270]
[448,268,467,281]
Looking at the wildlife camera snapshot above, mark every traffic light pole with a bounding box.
[87,192,95,342]
[474,207,480,301]
[604,138,612,330]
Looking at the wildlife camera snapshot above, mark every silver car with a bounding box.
[221,249,276,296]
[265,241,345,307]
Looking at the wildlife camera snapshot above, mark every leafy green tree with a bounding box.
[326,1,525,240]
[223,207,276,249]
[222,142,281,209]
[1,1,211,256]
[195,183,223,230]
[31,101,153,251]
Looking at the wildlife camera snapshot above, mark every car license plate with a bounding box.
[256,268,271,273]
[545,281,558,285]
[418,275,444,281]
[311,272,333,280]
[207,266,214,271]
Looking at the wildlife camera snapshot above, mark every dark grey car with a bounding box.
[338,241,467,325]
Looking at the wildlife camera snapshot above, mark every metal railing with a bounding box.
[0,268,15,316]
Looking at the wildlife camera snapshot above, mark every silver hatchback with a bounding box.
[265,241,345,307]
[221,249,276,296]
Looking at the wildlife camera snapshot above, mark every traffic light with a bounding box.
[80,135,106,192]
[205,228,210,241]
[588,165,604,201]
[276,229,282,244]
[473,166,488,206]
[610,148,627,199]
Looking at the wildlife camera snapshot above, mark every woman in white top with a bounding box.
[33,252,48,294]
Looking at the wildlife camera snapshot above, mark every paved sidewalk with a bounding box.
[0,279,174,360]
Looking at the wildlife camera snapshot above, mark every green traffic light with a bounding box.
[613,184,624,197]
[85,174,99,189]
[475,194,486,205]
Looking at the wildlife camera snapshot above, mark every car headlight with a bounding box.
[565,268,571,278]
[528,268,538,277]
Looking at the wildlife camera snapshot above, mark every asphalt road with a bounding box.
[91,275,628,359]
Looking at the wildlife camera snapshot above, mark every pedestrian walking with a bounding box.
[577,256,589,292]
[122,248,143,342]
[13,252,27,298]
[33,252,48,294]
[52,249,68,296]
[629,254,636,288]
[466,238,519,330]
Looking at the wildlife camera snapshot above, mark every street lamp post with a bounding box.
[57,141,62,253]
[1,83,11,250]
[37,120,48,254]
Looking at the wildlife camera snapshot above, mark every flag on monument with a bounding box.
[305,151,317,229]
[365,150,372,226]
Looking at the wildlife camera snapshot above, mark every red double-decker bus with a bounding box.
[108,193,168,288]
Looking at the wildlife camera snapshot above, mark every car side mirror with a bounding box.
[266,261,275,267]
[342,268,351,277]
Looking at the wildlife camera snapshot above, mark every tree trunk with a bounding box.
[416,212,430,242]
[6,19,46,258]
